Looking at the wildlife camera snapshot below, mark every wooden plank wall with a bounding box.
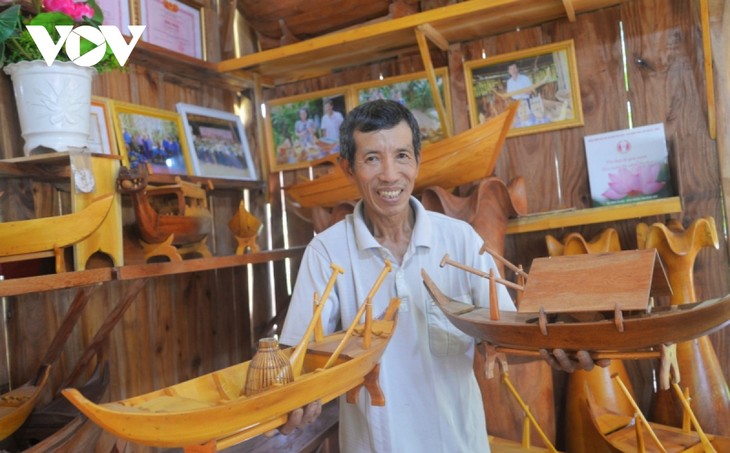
[0,0,726,451]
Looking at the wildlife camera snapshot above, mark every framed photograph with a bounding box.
[95,0,132,31]
[110,100,192,175]
[137,0,205,60]
[265,87,348,172]
[176,103,258,181]
[351,68,451,146]
[89,96,116,155]
[465,40,583,137]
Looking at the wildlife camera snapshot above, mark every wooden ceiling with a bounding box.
[221,0,628,85]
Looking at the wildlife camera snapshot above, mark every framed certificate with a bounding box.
[95,0,132,31]
[137,0,205,60]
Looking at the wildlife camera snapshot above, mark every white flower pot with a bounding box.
[3,60,95,155]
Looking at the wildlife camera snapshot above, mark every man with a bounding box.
[506,62,533,100]
[279,100,598,451]
[320,99,344,140]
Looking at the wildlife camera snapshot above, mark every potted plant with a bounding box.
[0,0,121,155]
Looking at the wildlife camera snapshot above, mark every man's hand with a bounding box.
[266,401,322,437]
[539,349,610,373]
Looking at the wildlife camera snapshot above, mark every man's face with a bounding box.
[508,64,518,78]
[339,121,419,219]
[324,103,333,115]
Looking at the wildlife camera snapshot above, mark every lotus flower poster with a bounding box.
[584,123,674,207]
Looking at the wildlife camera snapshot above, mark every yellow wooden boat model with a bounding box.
[285,102,517,208]
[0,365,50,441]
[63,262,400,450]
[0,192,114,272]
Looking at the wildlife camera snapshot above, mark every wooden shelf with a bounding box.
[218,0,628,85]
[0,247,305,297]
[0,152,265,191]
[506,197,683,234]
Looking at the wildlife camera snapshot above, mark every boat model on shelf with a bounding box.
[0,365,50,441]
[422,248,730,356]
[0,192,114,273]
[285,102,517,208]
[117,166,213,261]
[63,262,400,451]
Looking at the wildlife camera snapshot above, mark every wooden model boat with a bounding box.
[0,365,50,441]
[237,0,392,49]
[117,166,212,246]
[285,102,517,208]
[63,262,400,450]
[0,192,114,272]
[421,253,730,354]
[586,373,730,452]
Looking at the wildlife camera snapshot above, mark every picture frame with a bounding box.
[136,0,205,60]
[265,87,348,172]
[89,96,116,155]
[350,68,452,147]
[110,100,192,175]
[176,103,258,181]
[464,40,583,137]
[95,0,132,31]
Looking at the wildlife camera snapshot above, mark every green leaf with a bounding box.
[0,5,21,45]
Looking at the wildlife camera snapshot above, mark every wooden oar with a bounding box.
[289,264,344,378]
[324,260,391,369]
[441,254,524,292]
[480,244,528,279]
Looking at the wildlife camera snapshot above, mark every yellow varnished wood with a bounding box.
[638,217,730,436]
[0,365,50,440]
[61,298,401,449]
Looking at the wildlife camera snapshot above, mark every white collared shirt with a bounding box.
[280,198,515,452]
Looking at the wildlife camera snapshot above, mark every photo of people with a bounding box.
[177,104,258,181]
[354,70,450,146]
[118,112,187,175]
[466,40,583,137]
[268,93,347,172]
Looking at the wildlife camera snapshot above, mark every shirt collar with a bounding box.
[351,197,432,252]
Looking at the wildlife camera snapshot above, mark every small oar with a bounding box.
[441,254,524,292]
[324,260,392,369]
[289,263,344,377]
[479,244,528,279]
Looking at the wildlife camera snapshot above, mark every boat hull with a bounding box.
[63,327,392,448]
[285,103,517,208]
[0,193,114,258]
[0,365,50,441]
[422,269,730,352]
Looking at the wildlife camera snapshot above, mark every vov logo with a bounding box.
[27,25,146,67]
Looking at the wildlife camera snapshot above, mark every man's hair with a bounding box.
[339,99,421,167]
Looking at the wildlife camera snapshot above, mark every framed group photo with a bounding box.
[265,87,348,172]
[176,103,258,181]
[110,100,191,175]
[465,40,583,137]
[351,68,451,146]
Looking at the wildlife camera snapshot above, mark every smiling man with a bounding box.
[279,99,515,452]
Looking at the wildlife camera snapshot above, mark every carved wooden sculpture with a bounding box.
[421,176,556,446]
[636,217,730,435]
[228,201,262,254]
[546,228,638,453]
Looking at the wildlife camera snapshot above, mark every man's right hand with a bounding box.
[266,401,322,437]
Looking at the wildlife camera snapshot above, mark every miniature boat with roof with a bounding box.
[422,248,730,358]
[62,262,400,451]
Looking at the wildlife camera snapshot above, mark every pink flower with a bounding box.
[43,0,94,21]
[602,162,665,200]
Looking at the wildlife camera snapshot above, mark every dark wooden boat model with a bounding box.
[285,102,517,208]
[63,262,400,451]
[117,166,213,260]
[237,0,393,49]
[421,249,730,355]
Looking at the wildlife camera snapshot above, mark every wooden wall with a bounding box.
[0,0,727,451]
